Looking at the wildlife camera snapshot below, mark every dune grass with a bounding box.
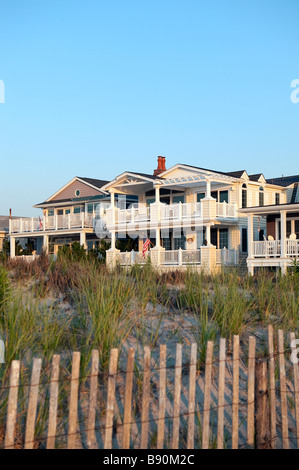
[0,254,298,447]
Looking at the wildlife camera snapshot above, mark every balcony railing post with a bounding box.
[68,213,71,229]
[31,217,34,232]
[81,212,85,228]
[178,202,182,220]
[178,248,183,266]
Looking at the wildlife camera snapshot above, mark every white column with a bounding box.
[156,228,160,247]
[248,213,253,258]
[10,237,15,258]
[206,179,211,198]
[206,225,211,245]
[110,192,116,224]
[155,185,160,203]
[178,247,183,266]
[280,210,287,258]
[80,232,87,249]
[111,230,116,250]
[43,235,49,254]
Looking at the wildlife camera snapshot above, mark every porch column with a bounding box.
[10,236,15,258]
[111,230,116,250]
[80,232,87,250]
[110,192,116,224]
[206,225,211,245]
[280,210,287,258]
[248,213,253,258]
[155,185,160,203]
[43,235,49,254]
[205,179,211,198]
[155,228,160,247]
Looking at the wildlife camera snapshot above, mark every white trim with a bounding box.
[43,177,107,203]
[101,172,158,192]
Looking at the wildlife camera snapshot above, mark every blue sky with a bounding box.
[0,0,298,216]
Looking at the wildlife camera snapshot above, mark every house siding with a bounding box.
[51,180,103,201]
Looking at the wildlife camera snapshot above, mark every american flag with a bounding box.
[38,217,43,230]
[142,238,150,257]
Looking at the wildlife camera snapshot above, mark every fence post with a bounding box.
[255,359,271,449]
[122,348,135,449]
[140,346,151,449]
[4,360,20,449]
[25,358,42,449]
[68,351,81,449]
[47,354,60,449]
[104,348,118,449]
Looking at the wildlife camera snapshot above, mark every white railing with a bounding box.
[182,249,201,265]
[160,250,179,265]
[252,240,281,258]
[216,202,237,218]
[160,202,202,221]
[252,239,299,258]
[117,206,150,224]
[216,248,239,265]
[9,213,95,234]
[115,251,149,266]
[287,239,299,257]
[108,201,237,228]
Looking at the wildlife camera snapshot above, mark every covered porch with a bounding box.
[239,203,299,275]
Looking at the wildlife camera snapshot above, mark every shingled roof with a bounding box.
[77,177,110,189]
[266,175,299,187]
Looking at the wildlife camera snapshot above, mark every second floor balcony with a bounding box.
[10,213,94,234]
[107,200,238,228]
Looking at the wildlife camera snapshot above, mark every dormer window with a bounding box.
[259,187,264,206]
[75,189,81,197]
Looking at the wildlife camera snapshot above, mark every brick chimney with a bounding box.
[153,156,166,176]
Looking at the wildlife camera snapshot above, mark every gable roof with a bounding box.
[159,163,241,181]
[225,170,247,178]
[77,177,110,189]
[44,176,109,203]
[125,172,163,180]
[266,175,299,187]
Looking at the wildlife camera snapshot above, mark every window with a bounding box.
[87,204,94,214]
[174,232,186,250]
[287,221,291,238]
[211,229,217,247]
[259,229,265,241]
[65,209,70,214]
[73,206,81,214]
[146,198,155,206]
[48,209,54,216]
[161,237,171,250]
[211,191,218,201]
[242,228,248,252]
[173,195,184,204]
[219,229,228,249]
[259,187,264,207]
[219,190,229,203]
[295,220,299,238]
[242,184,247,208]
[197,192,205,202]
[75,189,81,197]
[275,193,280,205]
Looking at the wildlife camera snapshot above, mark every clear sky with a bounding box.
[0,0,298,216]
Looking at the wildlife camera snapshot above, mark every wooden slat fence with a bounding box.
[1,326,299,449]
